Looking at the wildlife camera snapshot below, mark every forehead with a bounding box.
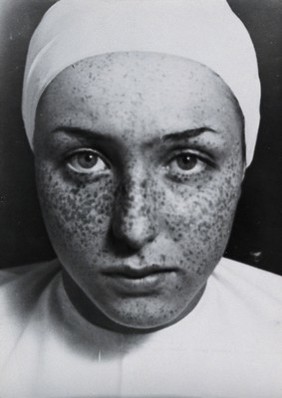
[37,52,241,139]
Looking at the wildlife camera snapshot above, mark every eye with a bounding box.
[174,154,198,171]
[66,150,109,174]
[167,153,207,176]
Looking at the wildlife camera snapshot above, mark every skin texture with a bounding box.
[34,52,245,333]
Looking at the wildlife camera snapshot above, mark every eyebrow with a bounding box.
[162,127,217,142]
[51,126,217,144]
[52,126,108,141]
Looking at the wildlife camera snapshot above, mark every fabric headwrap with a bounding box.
[22,0,261,166]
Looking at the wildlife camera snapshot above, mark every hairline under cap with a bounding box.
[22,0,261,166]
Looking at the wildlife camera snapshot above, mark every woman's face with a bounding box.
[34,52,244,330]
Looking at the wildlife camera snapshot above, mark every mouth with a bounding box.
[102,264,177,279]
[101,264,178,294]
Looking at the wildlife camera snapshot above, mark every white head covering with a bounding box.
[22,0,261,166]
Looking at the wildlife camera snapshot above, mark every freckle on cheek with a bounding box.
[36,162,115,249]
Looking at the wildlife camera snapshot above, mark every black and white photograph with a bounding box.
[0,0,281,397]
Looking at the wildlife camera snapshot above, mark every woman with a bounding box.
[0,0,281,397]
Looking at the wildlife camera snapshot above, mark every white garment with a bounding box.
[0,258,281,398]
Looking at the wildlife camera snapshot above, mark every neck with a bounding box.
[57,271,154,359]
[57,269,205,360]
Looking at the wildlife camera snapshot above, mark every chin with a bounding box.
[99,298,185,332]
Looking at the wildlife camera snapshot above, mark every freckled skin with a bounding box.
[34,52,245,331]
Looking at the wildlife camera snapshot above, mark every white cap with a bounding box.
[22,0,261,166]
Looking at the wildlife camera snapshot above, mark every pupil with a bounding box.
[85,154,93,162]
[177,155,197,170]
[78,152,97,168]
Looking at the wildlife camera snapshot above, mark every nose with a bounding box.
[111,176,160,251]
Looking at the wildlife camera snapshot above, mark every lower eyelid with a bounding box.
[67,163,93,174]
[64,165,111,184]
[165,167,206,184]
[67,163,109,175]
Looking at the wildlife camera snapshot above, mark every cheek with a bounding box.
[36,163,115,252]
[164,158,242,275]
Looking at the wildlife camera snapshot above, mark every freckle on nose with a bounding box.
[111,177,160,249]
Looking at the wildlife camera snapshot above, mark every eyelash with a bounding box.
[165,149,214,175]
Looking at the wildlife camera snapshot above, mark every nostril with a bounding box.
[107,228,141,257]
[111,177,160,249]
[111,211,159,251]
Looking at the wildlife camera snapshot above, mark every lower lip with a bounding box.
[104,271,176,295]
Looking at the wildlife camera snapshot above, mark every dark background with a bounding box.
[0,0,281,274]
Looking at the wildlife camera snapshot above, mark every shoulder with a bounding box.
[0,260,61,306]
[0,260,61,363]
[0,259,60,289]
[0,259,61,345]
[0,258,61,307]
[215,257,282,296]
[212,257,282,324]
[0,259,61,314]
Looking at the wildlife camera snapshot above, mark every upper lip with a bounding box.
[102,264,177,279]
